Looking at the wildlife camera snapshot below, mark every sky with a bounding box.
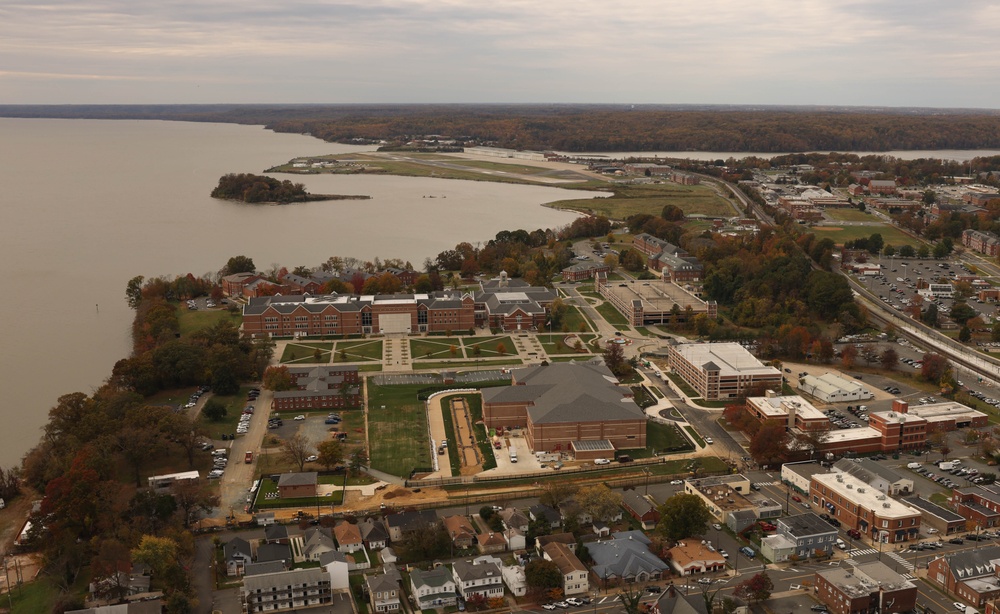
[3,0,1000,108]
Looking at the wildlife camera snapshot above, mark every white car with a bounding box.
[565,598,583,607]
[542,605,557,611]
[704,437,714,444]
[594,458,611,465]
[712,523,722,530]
[670,479,683,485]
[305,455,318,462]
[955,603,969,612]
[928,528,939,534]
[294,415,306,420]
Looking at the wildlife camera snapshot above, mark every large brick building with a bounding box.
[928,547,1000,607]
[810,471,921,544]
[815,562,917,614]
[963,229,1000,257]
[481,362,646,453]
[667,343,781,401]
[952,485,1000,529]
[596,276,716,327]
[271,366,362,411]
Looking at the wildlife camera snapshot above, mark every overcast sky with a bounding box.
[3,0,999,108]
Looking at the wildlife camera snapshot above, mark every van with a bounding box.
[939,461,955,471]
[907,462,922,469]
[739,546,756,559]
[510,451,518,463]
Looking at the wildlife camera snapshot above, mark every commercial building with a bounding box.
[481,362,646,453]
[907,401,989,430]
[666,540,726,576]
[815,561,917,614]
[595,275,716,327]
[832,459,914,497]
[774,513,839,560]
[586,531,669,587]
[782,462,831,494]
[241,567,333,613]
[797,372,873,403]
[810,472,921,544]
[928,547,1000,607]
[745,393,830,432]
[683,475,756,523]
[952,485,1000,529]
[905,496,966,535]
[561,262,611,282]
[668,343,781,401]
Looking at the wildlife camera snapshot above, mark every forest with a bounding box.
[210,173,367,203]
[5,104,1000,152]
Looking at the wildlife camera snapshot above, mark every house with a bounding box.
[498,508,530,533]
[928,546,1000,607]
[452,560,505,601]
[529,504,562,530]
[67,605,161,614]
[443,515,477,549]
[536,533,578,556]
[303,527,337,562]
[225,537,253,576]
[264,524,290,544]
[666,540,726,576]
[410,566,459,609]
[334,521,364,553]
[319,551,350,590]
[542,541,589,596]
[241,567,333,613]
[366,572,401,613]
[255,511,276,526]
[559,500,593,526]
[502,527,526,552]
[87,571,151,601]
[816,561,917,614]
[385,510,440,542]
[360,517,390,550]
[477,531,507,554]
[772,513,839,560]
[502,564,528,597]
[277,472,318,498]
[592,521,611,537]
[586,531,669,587]
[256,542,292,569]
[622,491,661,530]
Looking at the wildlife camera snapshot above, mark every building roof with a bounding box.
[452,560,503,583]
[747,394,827,421]
[385,510,439,532]
[483,362,643,425]
[542,541,587,575]
[587,532,668,579]
[833,458,909,488]
[667,540,725,568]
[360,517,389,543]
[799,372,869,397]
[256,542,291,565]
[264,524,288,542]
[67,604,162,614]
[654,588,711,614]
[904,496,965,523]
[939,546,1000,580]
[225,537,252,561]
[410,566,454,591]
[622,491,657,517]
[908,401,987,424]
[783,461,830,483]
[304,527,336,557]
[277,472,318,488]
[366,572,400,595]
[671,343,780,378]
[242,567,329,593]
[812,472,920,519]
[244,561,287,577]
[334,521,363,545]
[778,512,837,538]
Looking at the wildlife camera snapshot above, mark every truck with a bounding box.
[509,450,518,463]
[245,451,253,464]
[939,461,955,471]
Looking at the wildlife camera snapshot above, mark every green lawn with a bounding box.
[469,336,515,357]
[411,338,464,360]
[280,342,334,364]
[665,372,700,398]
[595,302,630,326]
[810,223,921,248]
[825,208,880,222]
[333,339,383,362]
[196,386,257,435]
[547,183,734,220]
[255,477,345,509]
[177,306,242,338]
[438,397,461,476]
[536,333,595,355]
[367,383,433,477]
[684,425,706,447]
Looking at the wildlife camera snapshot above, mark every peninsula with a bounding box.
[210,172,369,204]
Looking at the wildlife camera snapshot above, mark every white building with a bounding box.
[797,372,872,403]
[667,343,782,401]
[452,560,505,601]
[501,565,527,597]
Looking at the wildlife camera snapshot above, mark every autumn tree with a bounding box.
[749,423,790,468]
[576,484,623,522]
[316,440,345,471]
[840,344,858,369]
[921,352,949,382]
[125,275,145,309]
[282,433,312,472]
[603,340,630,378]
[880,347,899,371]
[525,558,562,593]
[202,398,227,422]
[734,571,773,605]
[223,255,255,275]
[171,479,220,528]
[657,493,712,540]
[90,539,133,602]
[496,342,507,356]
[539,481,579,508]
[262,365,294,391]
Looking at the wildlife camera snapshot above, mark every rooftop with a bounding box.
[747,394,826,421]
[671,343,780,377]
[601,279,712,314]
[779,512,838,538]
[904,496,965,523]
[908,401,987,424]
[812,473,920,519]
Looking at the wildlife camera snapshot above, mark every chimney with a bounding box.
[893,399,909,414]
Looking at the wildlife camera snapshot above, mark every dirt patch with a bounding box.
[450,397,481,469]
[812,226,844,231]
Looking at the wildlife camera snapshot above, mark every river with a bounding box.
[0,119,582,467]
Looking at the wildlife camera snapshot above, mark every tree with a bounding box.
[749,423,790,468]
[923,302,939,327]
[125,275,145,309]
[880,347,899,371]
[90,539,133,602]
[921,352,948,382]
[960,326,972,342]
[282,433,312,472]
[617,584,644,614]
[734,571,773,606]
[223,255,255,275]
[576,484,624,522]
[840,344,858,369]
[882,244,896,257]
[496,342,507,356]
[539,482,579,508]
[950,302,977,326]
[657,493,712,540]
[349,448,368,473]
[262,365,294,391]
[603,340,630,378]
[202,398,227,422]
[795,426,831,460]
[316,440,345,471]
[171,479,220,528]
[603,253,619,268]
[525,558,562,593]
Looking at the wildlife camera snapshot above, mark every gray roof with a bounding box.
[778,513,837,538]
[941,546,1000,580]
[452,560,502,583]
[587,532,668,579]
[304,527,336,556]
[244,561,287,577]
[320,551,348,566]
[256,542,291,565]
[482,362,643,425]
[367,572,400,594]
[277,472,318,488]
[242,567,329,593]
[622,491,657,516]
[833,458,907,486]
[224,537,252,561]
[410,566,454,590]
[385,510,439,531]
[904,496,965,523]
[655,590,710,614]
[264,524,288,542]
[67,604,162,614]
[360,517,389,542]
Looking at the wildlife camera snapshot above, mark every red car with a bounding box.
[792,495,802,503]
[847,529,862,539]
[759,521,777,531]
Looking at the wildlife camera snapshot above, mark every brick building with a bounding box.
[271,366,361,411]
[810,471,921,544]
[868,180,898,195]
[561,262,611,282]
[815,562,917,614]
[928,547,1000,607]
[745,393,830,432]
[952,485,1000,529]
[277,472,318,498]
[596,276,716,327]
[481,362,646,453]
[963,229,1000,257]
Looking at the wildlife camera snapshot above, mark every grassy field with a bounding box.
[196,386,257,436]
[177,306,242,338]
[595,302,630,326]
[411,338,463,360]
[810,223,921,248]
[280,342,333,364]
[536,333,596,355]
[470,336,515,357]
[334,340,383,362]
[367,383,432,477]
[684,425,706,447]
[825,208,880,222]
[437,396,461,476]
[546,183,734,220]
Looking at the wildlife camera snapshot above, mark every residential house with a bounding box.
[587,531,669,587]
[245,561,287,578]
[360,517,390,550]
[241,567,333,613]
[622,491,661,530]
[529,504,562,530]
[499,508,530,533]
[503,527,526,552]
[225,537,252,577]
[452,560,505,601]
[366,573,401,613]
[536,533,578,556]
[502,564,528,597]
[477,531,507,554]
[443,515,477,549]
[319,551,350,590]
[410,567,458,609]
[334,521,364,553]
[559,500,593,526]
[264,524,290,544]
[666,540,726,576]
[928,546,1000,607]
[542,541,589,596]
[385,510,440,542]
[256,542,292,569]
[255,511,276,526]
[770,513,838,561]
[303,527,337,562]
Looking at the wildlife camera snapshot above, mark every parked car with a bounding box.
[294,415,306,420]
[847,529,861,539]
[305,455,318,462]
[594,458,611,465]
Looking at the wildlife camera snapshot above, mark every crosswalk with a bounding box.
[848,548,878,556]
[886,551,916,572]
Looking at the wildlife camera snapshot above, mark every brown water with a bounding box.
[0,119,581,467]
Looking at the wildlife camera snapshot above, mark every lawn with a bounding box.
[367,383,433,477]
[536,333,595,355]
[825,208,880,222]
[810,223,921,248]
[595,302,630,327]
[255,477,345,509]
[196,386,257,436]
[665,372,700,398]
[469,336,515,357]
[546,182,734,220]
[177,306,242,338]
[684,426,706,447]
[280,342,333,364]
[411,338,464,360]
[549,305,593,334]
[333,339,383,362]
[438,396,462,476]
